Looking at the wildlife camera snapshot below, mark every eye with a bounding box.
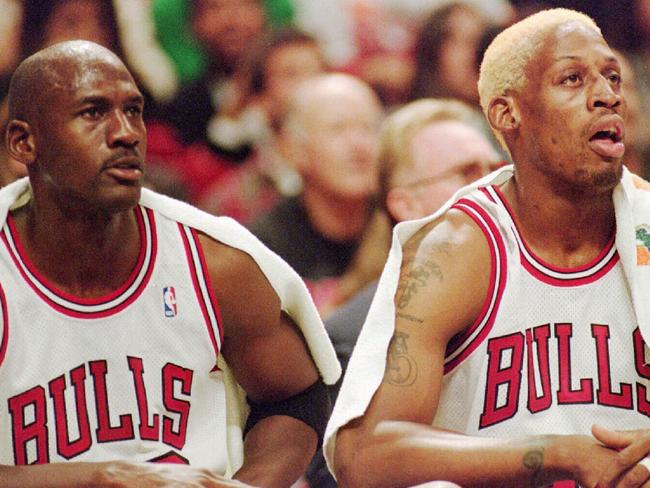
[80,106,102,119]
[607,71,622,85]
[562,73,582,86]
[125,105,143,117]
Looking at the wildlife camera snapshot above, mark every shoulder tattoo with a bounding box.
[396,243,449,310]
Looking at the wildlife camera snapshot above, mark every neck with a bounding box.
[12,200,141,298]
[302,188,372,242]
[501,169,616,268]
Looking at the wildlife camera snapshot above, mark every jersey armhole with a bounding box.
[178,224,224,367]
[443,197,508,374]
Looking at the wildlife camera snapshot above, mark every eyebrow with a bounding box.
[77,94,145,106]
[554,54,620,64]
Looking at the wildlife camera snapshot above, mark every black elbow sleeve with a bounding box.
[244,380,332,447]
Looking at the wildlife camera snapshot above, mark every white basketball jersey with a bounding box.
[433,185,650,487]
[0,205,229,471]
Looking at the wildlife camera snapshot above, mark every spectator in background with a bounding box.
[0,99,25,187]
[614,48,647,178]
[196,28,328,224]
[154,0,269,155]
[0,0,22,102]
[146,0,303,210]
[623,0,650,177]
[409,2,490,106]
[307,97,502,488]
[250,73,383,310]
[409,2,512,163]
[20,0,122,59]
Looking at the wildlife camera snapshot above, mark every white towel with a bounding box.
[323,164,650,475]
[0,178,341,475]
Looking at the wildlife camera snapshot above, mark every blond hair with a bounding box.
[478,8,600,149]
[378,98,480,206]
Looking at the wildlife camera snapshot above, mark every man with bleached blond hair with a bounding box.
[325,8,650,487]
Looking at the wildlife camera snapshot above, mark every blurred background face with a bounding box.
[402,120,500,214]
[262,42,326,122]
[438,6,486,104]
[43,0,116,50]
[298,83,382,200]
[193,0,266,70]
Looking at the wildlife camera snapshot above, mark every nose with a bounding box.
[107,109,140,148]
[589,75,621,111]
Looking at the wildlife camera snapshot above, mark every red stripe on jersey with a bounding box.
[487,185,619,286]
[443,198,507,373]
[0,282,8,369]
[191,229,225,347]
[178,224,223,362]
[1,206,157,317]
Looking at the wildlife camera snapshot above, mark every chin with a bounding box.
[574,162,623,193]
[102,187,142,213]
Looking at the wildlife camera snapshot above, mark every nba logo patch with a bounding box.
[163,286,177,317]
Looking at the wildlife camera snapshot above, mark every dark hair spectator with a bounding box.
[20,0,122,59]
[409,2,489,105]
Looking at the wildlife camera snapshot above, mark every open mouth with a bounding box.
[588,121,625,159]
[589,128,622,144]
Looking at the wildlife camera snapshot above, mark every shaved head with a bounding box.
[5,39,146,215]
[284,73,381,138]
[8,40,130,124]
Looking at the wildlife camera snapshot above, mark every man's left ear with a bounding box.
[6,120,36,167]
[488,95,520,134]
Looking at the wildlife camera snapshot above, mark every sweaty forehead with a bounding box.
[540,22,612,65]
[521,21,613,83]
[47,52,133,93]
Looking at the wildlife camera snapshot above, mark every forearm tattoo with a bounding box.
[384,331,418,386]
[523,447,545,487]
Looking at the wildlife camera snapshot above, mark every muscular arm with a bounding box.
[332,210,620,488]
[198,235,322,488]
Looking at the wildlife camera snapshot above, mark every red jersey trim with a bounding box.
[443,197,508,373]
[0,282,8,369]
[483,185,619,286]
[178,224,223,362]
[1,206,157,318]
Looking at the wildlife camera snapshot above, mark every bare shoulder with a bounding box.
[396,208,493,341]
[196,233,281,340]
[402,207,491,263]
[196,232,318,402]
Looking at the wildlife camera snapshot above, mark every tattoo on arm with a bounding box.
[396,312,424,324]
[384,332,418,386]
[523,447,544,487]
[395,244,449,310]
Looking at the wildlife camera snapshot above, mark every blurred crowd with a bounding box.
[0,0,648,317]
[1,1,648,487]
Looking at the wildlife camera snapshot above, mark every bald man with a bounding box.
[326,8,650,488]
[251,73,383,290]
[0,40,338,487]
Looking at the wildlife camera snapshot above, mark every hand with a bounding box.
[93,461,256,488]
[589,424,650,488]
